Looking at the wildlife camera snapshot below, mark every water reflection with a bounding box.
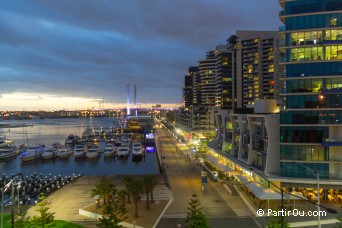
[0,118,159,177]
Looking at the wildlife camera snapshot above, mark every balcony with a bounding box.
[322,139,342,147]
[321,88,342,95]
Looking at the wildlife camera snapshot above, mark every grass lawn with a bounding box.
[2,214,84,228]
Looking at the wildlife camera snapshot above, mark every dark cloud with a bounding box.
[0,0,281,106]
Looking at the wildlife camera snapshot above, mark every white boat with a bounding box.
[65,134,78,145]
[0,145,18,160]
[0,135,14,148]
[86,147,100,159]
[51,142,62,149]
[131,143,144,156]
[74,144,86,158]
[57,147,73,158]
[116,146,129,158]
[82,128,92,138]
[103,143,114,157]
[42,147,58,160]
[21,144,45,162]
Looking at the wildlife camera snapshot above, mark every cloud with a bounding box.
[0,0,281,109]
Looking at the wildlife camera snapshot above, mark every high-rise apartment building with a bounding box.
[183,67,198,109]
[236,30,282,108]
[279,0,342,200]
[215,45,236,110]
[198,51,217,106]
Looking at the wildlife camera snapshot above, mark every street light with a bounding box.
[292,162,321,228]
[17,183,21,212]
[1,172,22,228]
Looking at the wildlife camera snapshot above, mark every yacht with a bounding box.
[0,135,14,148]
[86,147,100,159]
[74,144,86,158]
[131,143,144,157]
[0,145,18,160]
[116,146,130,158]
[21,144,45,162]
[65,134,79,145]
[57,147,73,158]
[42,147,58,160]
[51,142,62,149]
[103,143,114,157]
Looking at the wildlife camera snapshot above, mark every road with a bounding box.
[155,127,258,228]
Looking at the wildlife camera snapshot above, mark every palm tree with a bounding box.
[142,176,152,210]
[148,175,158,204]
[142,175,158,210]
[117,189,128,209]
[128,178,143,218]
[92,176,115,205]
[123,175,135,204]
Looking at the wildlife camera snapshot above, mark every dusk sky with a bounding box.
[0,0,282,110]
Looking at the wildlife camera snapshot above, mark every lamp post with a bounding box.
[17,183,21,212]
[1,173,22,228]
[293,162,320,228]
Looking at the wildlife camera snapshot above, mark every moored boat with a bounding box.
[65,134,79,145]
[21,144,45,162]
[57,147,73,158]
[86,147,100,159]
[116,146,129,158]
[131,143,144,157]
[42,147,58,160]
[74,144,86,158]
[103,143,114,157]
[0,145,18,160]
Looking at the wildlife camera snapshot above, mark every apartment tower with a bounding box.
[279,0,342,201]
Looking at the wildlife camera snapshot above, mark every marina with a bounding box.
[0,117,159,177]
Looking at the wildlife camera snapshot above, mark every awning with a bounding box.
[286,191,308,200]
[236,175,253,185]
[245,182,303,200]
[244,182,281,200]
[217,163,233,172]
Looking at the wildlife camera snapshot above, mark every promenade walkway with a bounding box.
[155,127,258,228]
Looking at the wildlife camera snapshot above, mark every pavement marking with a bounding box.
[140,185,172,201]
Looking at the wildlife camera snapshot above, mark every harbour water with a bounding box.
[0,117,159,177]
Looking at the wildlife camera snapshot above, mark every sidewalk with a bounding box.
[155,128,258,228]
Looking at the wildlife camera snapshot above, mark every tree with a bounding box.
[97,188,127,228]
[123,175,135,204]
[142,176,152,210]
[128,178,143,218]
[92,176,115,205]
[142,175,159,210]
[117,189,128,209]
[186,194,209,228]
[31,193,55,228]
[14,207,30,228]
[148,175,158,204]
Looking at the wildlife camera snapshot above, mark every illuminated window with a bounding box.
[268,65,274,72]
[330,18,337,27]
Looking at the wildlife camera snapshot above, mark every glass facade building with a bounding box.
[279,0,342,179]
